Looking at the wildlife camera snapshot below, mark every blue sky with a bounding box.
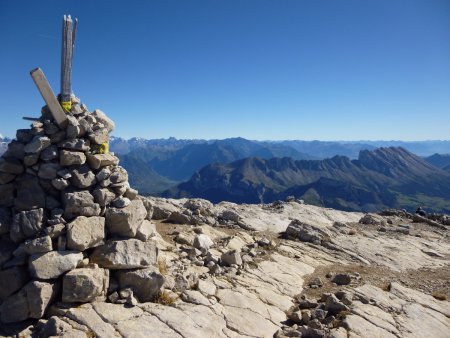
[1,0,449,140]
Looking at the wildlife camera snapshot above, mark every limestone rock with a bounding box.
[29,251,84,279]
[90,239,158,269]
[14,176,46,210]
[24,236,53,254]
[221,250,242,266]
[24,136,51,153]
[87,153,119,170]
[88,129,109,145]
[193,234,214,251]
[70,165,97,188]
[25,280,59,318]
[0,266,29,300]
[63,191,101,219]
[136,219,156,241]
[67,216,105,251]
[58,138,90,152]
[60,150,86,166]
[0,157,24,174]
[105,199,147,237]
[93,187,116,207]
[62,267,109,302]
[117,267,164,302]
[10,208,44,242]
[92,109,115,132]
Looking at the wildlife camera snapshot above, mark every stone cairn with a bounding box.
[0,97,163,324]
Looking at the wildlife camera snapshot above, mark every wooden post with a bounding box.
[30,68,68,128]
[60,15,77,104]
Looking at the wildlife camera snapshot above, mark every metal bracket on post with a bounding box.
[60,14,77,111]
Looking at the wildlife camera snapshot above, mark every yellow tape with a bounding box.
[99,142,109,154]
[61,101,72,112]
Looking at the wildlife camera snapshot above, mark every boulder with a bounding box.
[63,191,101,219]
[88,128,109,145]
[105,199,147,237]
[93,187,116,206]
[0,289,28,323]
[87,153,119,170]
[117,267,164,302]
[90,239,158,269]
[167,211,191,224]
[62,267,109,303]
[14,176,46,210]
[40,145,58,161]
[58,138,90,152]
[70,165,97,188]
[67,216,105,251]
[332,273,352,285]
[0,183,15,207]
[60,150,86,166]
[285,220,328,245]
[29,251,84,279]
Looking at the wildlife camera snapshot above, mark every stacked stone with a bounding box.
[0,98,162,324]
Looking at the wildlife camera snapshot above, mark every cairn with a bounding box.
[0,96,163,324]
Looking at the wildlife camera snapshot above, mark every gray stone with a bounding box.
[62,267,109,303]
[25,280,59,318]
[285,220,328,245]
[0,172,15,184]
[332,273,352,285]
[91,239,158,269]
[193,234,214,251]
[221,250,242,266]
[60,150,86,166]
[16,129,33,143]
[117,267,164,302]
[70,166,97,188]
[88,128,109,145]
[0,183,15,207]
[324,294,349,315]
[0,289,28,323]
[24,236,53,254]
[38,162,60,179]
[109,166,128,184]
[24,136,51,153]
[93,187,116,206]
[10,208,44,242]
[113,197,131,208]
[67,216,105,251]
[58,138,90,151]
[63,191,101,219]
[0,239,15,266]
[40,145,58,161]
[92,109,115,132]
[51,177,69,190]
[136,220,156,241]
[167,211,191,224]
[14,176,45,210]
[0,267,29,300]
[124,188,138,200]
[87,153,119,170]
[29,251,84,279]
[105,199,147,237]
[0,157,24,174]
[96,167,111,182]
[24,152,40,166]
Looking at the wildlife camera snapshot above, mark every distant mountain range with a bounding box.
[164,147,450,213]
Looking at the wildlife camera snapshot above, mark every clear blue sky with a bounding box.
[1,0,449,140]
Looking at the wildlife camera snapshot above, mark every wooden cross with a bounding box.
[29,15,78,128]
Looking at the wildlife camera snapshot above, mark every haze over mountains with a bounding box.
[1,136,449,212]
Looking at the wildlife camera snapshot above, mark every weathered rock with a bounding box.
[112,197,131,208]
[62,267,109,303]
[92,109,115,132]
[67,216,105,251]
[0,172,15,184]
[285,220,328,245]
[219,209,241,223]
[38,162,60,179]
[193,234,214,251]
[359,213,384,225]
[117,267,164,302]
[29,251,84,279]
[14,176,46,210]
[136,219,156,241]
[60,150,86,166]
[51,177,70,190]
[96,167,111,182]
[0,288,28,323]
[167,211,191,224]
[93,187,116,207]
[221,250,242,266]
[58,138,90,151]
[324,294,349,315]
[24,235,53,254]
[25,280,59,318]
[24,152,40,166]
[87,153,119,170]
[16,129,34,143]
[90,239,158,269]
[10,208,44,242]
[0,266,29,300]
[109,166,128,184]
[332,273,352,285]
[24,136,51,153]
[40,145,58,161]
[105,199,147,237]
[197,280,217,296]
[0,157,24,174]
[88,128,109,145]
[70,165,97,188]
[63,191,101,219]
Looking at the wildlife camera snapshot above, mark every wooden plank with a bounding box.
[60,15,75,103]
[30,68,68,128]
